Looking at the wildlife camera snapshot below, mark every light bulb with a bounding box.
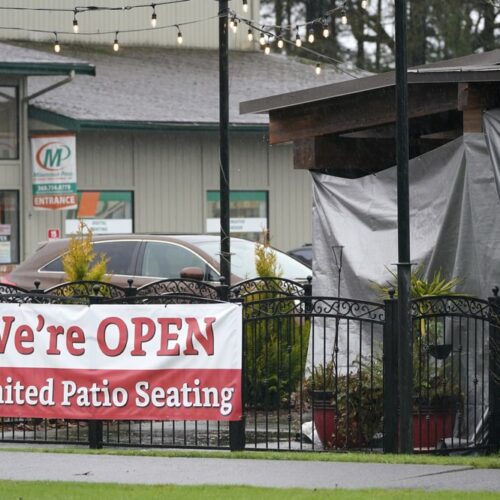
[315,63,322,75]
[265,43,271,55]
[232,19,238,33]
[113,37,119,52]
[361,0,368,8]
[151,12,157,28]
[242,0,248,13]
[308,29,315,44]
[73,18,79,33]
[277,38,284,49]
[259,33,265,45]
[341,10,348,25]
[323,22,330,38]
[247,29,253,42]
[54,40,61,53]
[177,30,183,44]
[295,33,302,47]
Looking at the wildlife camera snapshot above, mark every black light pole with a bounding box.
[395,0,413,453]
[219,0,245,451]
[219,0,231,286]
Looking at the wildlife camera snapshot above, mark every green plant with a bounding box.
[375,267,463,408]
[375,266,462,300]
[243,232,309,409]
[254,233,283,278]
[303,358,384,448]
[62,221,109,282]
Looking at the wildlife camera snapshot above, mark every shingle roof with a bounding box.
[19,42,352,126]
[0,41,95,76]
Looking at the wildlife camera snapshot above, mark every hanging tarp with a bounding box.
[312,133,500,303]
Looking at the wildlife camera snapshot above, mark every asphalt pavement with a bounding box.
[0,449,499,491]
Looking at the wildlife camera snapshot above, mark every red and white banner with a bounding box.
[0,303,242,421]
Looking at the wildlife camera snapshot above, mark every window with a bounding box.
[65,191,133,235]
[42,240,140,275]
[206,191,268,241]
[141,242,218,280]
[0,191,19,264]
[0,87,18,160]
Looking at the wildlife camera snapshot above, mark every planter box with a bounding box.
[412,407,456,450]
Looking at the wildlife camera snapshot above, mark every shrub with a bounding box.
[62,221,109,282]
[243,233,310,409]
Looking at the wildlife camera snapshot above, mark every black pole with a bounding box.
[219,0,244,450]
[219,0,231,285]
[395,0,413,453]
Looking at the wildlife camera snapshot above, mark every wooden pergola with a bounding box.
[241,50,500,178]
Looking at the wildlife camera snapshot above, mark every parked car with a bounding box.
[287,243,313,267]
[1,234,311,290]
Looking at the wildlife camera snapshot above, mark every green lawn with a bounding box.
[0,482,499,500]
[4,446,499,469]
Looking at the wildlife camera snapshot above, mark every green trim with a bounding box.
[28,107,81,131]
[28,107,269,133]
[0,62,95,76]
[207,190,267,202]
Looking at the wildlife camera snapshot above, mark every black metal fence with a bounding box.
[0,279,498,454]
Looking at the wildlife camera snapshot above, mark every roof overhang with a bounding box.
[240,67,500,116]
[28,107,268,133]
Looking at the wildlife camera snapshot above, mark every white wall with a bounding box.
[22,128,312,256]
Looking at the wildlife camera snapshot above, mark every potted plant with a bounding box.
[303,358,383,449]
[376,267,463,449]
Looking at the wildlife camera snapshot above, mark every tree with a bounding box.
[260,0,500,71]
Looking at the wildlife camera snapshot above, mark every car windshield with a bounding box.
[195,239,311,280]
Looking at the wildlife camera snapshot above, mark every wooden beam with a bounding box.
[294,136,397,177]
[269,83,460,144]
[293,133,453,177]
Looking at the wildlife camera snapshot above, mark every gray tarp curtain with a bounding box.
[311,132,500,303]
[310,121,500,440]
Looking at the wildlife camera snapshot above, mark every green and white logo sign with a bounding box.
[31,134,77,211]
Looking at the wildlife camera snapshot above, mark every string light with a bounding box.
[295,26,302,47]
[176,25,183,44]
[230,15,238,32]
[361,0,369,8]
[53,32,60,53]
[72,10,79,33]
[315,63,322,75]
[0,3,361,79]
[264,41,271,55]
[113,31,119,51]
[322,21,330,38]
[151,5,157,28]
[341,8,348,25]
[242,0,248,13]
[308,28,315,44]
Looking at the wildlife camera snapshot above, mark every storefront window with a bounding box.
[65,191,133,235]
[206,191,268,241]
[0,87,18,160]
[0,191,19,264]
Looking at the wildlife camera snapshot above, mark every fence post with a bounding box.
[219,279,245,451]
[488,286,500,453]
[88,289,103,450]
[383,290,399,453]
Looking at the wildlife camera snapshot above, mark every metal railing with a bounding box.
[0,278,498,454]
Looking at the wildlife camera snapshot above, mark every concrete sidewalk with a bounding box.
[0,450,499,491]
